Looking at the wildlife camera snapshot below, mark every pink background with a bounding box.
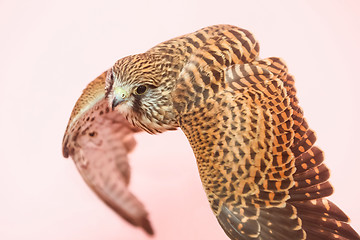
[1,1,359,239]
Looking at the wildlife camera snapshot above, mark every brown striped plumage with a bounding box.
[63,25,360,239]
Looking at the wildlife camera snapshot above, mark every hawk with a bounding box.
[62,25,360,239]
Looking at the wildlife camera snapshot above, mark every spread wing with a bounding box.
[62,72,153,235]
[177,58,360,239]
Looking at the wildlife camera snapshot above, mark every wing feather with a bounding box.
[62,72,153,235]
[177,57,359,239]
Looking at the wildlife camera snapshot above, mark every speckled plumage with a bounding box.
[63,25,360,239]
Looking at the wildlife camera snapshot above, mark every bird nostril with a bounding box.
[121,93,126,99]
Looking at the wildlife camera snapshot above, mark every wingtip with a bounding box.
[141,217,155,235]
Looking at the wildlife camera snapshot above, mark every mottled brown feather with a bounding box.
[62,72,153,235]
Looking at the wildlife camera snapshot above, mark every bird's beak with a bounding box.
[112,87,129,110]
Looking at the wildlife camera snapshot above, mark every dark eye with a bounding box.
[135,85,147,95]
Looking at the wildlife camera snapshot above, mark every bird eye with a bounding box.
[135,85,147,95]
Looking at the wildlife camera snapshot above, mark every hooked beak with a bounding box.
[112,87,129,110]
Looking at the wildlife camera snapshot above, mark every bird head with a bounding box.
[105,53,179,134]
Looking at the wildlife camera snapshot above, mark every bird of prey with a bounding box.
[62,25,360,239]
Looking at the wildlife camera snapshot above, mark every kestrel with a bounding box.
[62,25,360,239]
